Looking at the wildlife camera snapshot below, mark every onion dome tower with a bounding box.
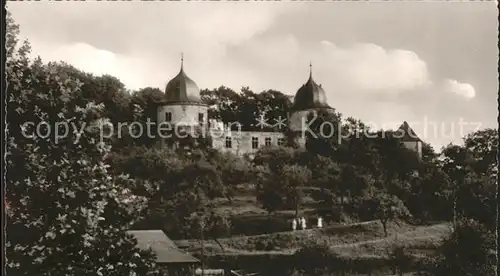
[157,54,208,131]
[288,63,333,133]
[164,56,204,104]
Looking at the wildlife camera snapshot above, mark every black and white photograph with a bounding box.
[4,1,498,276]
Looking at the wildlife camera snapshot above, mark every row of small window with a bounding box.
[225,137,286,149]
[164,112,204,123]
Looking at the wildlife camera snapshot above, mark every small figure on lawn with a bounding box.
[292,218,297,231]
[301,217,306,230]
[317,216,323,228]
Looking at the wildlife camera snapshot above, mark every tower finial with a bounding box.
[180,52,184,70]
[309,61,312,78]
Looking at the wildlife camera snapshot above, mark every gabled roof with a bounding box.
[127,230,200,264]
[394,121,421,142]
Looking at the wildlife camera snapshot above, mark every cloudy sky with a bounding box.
[8,1,498,149]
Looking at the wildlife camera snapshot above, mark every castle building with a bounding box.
[287,63,335,148]
[157,57,423,158]
[157,57,208,128]
[395,121,423,159]
[288,64,333,132]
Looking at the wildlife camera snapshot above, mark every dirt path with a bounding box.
[176,219,381,247]
[176,220,383,256]
[184,222,450,258]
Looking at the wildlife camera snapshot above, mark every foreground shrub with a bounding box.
[293,242,339,276]
[427,219,496,276]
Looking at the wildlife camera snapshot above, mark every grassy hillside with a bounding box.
[173,186,452,274]
[176,220,451,257]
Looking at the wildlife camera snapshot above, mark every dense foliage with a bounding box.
[5,14,160,276]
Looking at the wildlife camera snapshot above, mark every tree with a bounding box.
[293,242,339,276]
[388,246,413,276]
[185,210,231,249]
[254,89,292,131]
[50,62,132,126]
[358,190,411,237]
[252,146,305,173]
[308,155,340,188]
[256,165,286,215]
[430,219,496,276]
[441,144,471,226]
[109,144,237,238]
[209,151,253,188]
[237,87,261,130]
[463,128,498,180]
[336,133,380,176]
[257,164,312,217]
[304,108,343,157]
[372,132,422,182]
[339,164,375,209]
[421,142,440,165]
[5,14,159,275]
[128,87,166,146]
[139,153,234,240]
[281,164,312,217]
[455,171,496,229]
[405,165,453,222]
[200,86,241,125]
[108,146,184,183]
[200,86,291,132]
[441,131,497,229]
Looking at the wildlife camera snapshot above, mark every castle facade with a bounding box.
[156,58,422,158]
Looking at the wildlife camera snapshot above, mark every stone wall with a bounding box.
[211,130,286,157]
[288,109,314,132]
[402,140,422,158]
[157,104,208,126]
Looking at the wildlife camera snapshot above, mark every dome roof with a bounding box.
[164,58,203,104]
[292,65,331,111]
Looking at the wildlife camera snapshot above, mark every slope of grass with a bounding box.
[331,223,451,259]
[175,220,450,257]
[185,191,451,262]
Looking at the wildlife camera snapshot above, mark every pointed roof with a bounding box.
[164,55,204,105]
[127,230,200,264]
[291,63,331,111]
[394,121,421,142]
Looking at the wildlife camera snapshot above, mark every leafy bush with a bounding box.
[428,219,496,276]
[388,246,414,275]
[293,242,339,276]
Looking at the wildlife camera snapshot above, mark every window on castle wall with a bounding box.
[165,112,172,122]
[265,137,272,147]
[199,113,204,123]
[225,137,232,148]
[252,137,259,149]
[277,138,285,146]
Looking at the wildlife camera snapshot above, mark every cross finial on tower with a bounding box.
[180,52,184,70]
[309,61,312,78]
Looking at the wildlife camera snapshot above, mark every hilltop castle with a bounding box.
[156,58,422,158]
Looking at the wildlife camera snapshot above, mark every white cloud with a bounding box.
[28,41,167,90]
[442,79,476,99]
[184,3,292,46]
[10,2,303,91]
[9,2,489,149]
[314,41,431,92]
[44,43,116,76]
[12,3,434,96]
[224,38,434,96]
